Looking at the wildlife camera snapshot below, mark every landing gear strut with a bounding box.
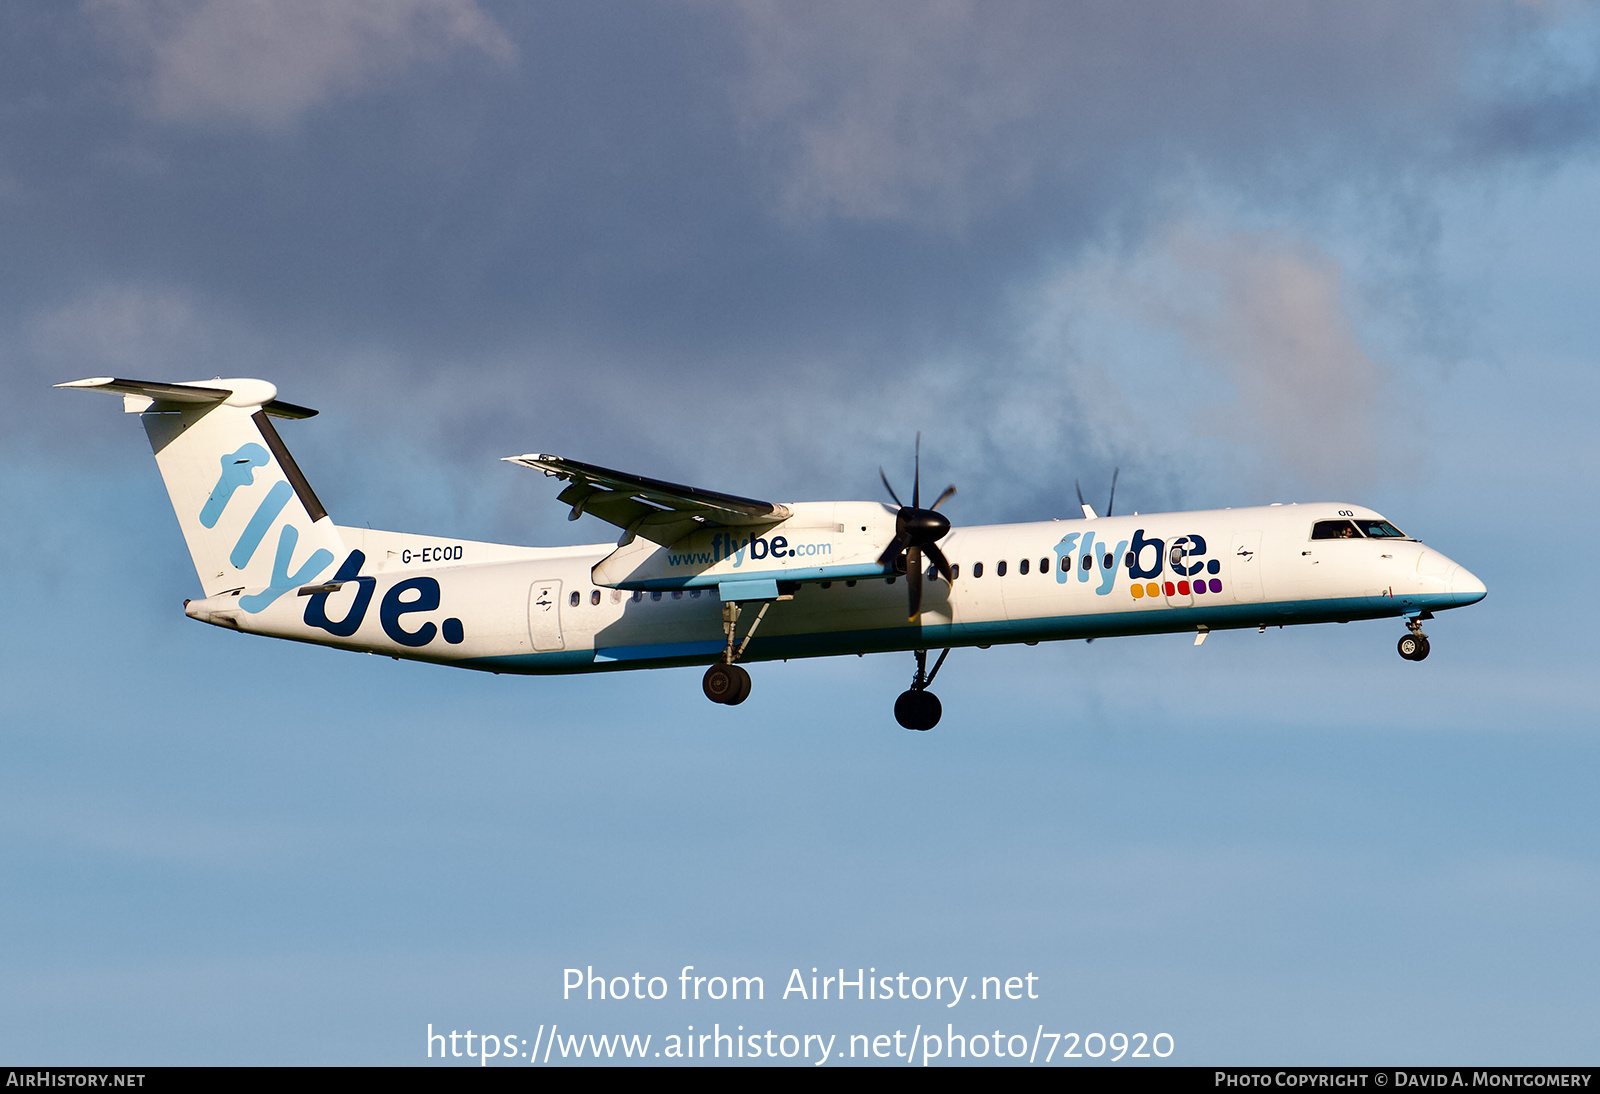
[895,648,949,731]
[1397,613,1431,661]
[703,599,770,705]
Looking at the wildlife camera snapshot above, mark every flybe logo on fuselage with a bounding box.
[1051,528,1223,597]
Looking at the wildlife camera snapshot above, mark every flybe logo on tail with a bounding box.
[204,443,334,613]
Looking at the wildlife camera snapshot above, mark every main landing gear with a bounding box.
[703,599,771,706]
[895,648,950,731]
[1397,613,1432,661]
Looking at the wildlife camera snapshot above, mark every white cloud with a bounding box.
[1038,227,1399,497]
[90,0,516,130]
[29,283,220,372]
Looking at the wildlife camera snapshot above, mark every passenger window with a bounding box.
[997,560,1008,577]
[1081,554,1092,571]
[951,564,960,580]
[650,591,662,601]
[611,590,622,603]
[631,590,643,602]
[569,591,580,607]
[1040,557,1049,574]
[671,590,683,599]
[1102,553,1112,569]
[973,562,984,578]
[1019,558,1030,575]
[1311,520,1363,540]
[1060,556,1070,573]
[590,589,600,606]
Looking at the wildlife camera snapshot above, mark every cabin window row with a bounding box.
[565,588,717,607]
[963,553,1120,579]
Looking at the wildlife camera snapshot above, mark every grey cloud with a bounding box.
[9,1,1599,524]
[88,0,515,130]
[719,0,1595,229]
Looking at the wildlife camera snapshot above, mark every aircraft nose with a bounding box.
[1449,564,1487,606]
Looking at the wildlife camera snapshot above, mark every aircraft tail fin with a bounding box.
[59,377,344,610]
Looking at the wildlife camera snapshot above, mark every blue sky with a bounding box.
[3,0,1599,1065]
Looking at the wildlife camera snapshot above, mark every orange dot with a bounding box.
[1146,582,1160,597]
[1131,584,1145,598]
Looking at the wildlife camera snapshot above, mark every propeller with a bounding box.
[877,433,957,622]
[1074,467,1119,519]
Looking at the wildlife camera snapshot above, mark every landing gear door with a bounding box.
[1230,531,1265,603]
[528,580,564,651]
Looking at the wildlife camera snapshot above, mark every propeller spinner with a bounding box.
[878,434,956,622]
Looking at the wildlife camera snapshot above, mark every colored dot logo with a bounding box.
[1133,579,1223,598]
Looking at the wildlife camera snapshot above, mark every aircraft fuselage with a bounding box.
[182,501,1486,674]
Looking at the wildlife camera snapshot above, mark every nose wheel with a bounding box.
[1397,614,1431,661]
[895,648,949,730]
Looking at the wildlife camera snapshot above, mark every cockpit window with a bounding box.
[1311,519,1362,540]
[1354,519,1409,539]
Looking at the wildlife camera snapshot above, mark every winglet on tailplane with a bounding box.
[59,376,344,609]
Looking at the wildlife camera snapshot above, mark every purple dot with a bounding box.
[1193,579,1206,595]
[1209,578,1222,593]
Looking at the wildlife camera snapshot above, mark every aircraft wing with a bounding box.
[504,453,792,547]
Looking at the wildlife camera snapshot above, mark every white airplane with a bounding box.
[62,375,1487,730]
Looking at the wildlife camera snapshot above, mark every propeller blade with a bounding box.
[924,541,954,584]
[1075,478,1097,519]
[879,466,904,508]
[906,545,922,620]
[1106,467,1119,518]
[877,530,910,571]
[912,433,921,509]
[930,484,956,511]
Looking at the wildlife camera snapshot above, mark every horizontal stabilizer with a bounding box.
[56,376,317,419]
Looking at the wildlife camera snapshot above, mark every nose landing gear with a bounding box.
[1397,613,1432,661]
[895,648,950,731]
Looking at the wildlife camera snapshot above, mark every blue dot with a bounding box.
[1207,559,1220,574]
[442,617,464,644]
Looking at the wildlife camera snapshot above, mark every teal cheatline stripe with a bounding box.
[200,443,270,528]
[239,525,335,613]
[230,480,293,568]
[596,640,723,663]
